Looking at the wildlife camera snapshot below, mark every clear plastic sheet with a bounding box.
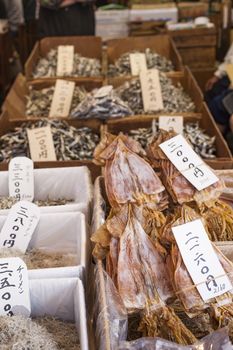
[93,261,128,350]
[118,328,233,350]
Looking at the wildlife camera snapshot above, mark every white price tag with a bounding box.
[8,157,34,202]
[172,219,232,302]
[159,116,183,134]
[27,126,57,162]
[57,45,74,76]
[94,85,113,99]
[0,201,40,253]
[159,134,219,191]
[0,257,31,316]
[49,79,75,118]
[140,69,164,112]
[129,53,147,76]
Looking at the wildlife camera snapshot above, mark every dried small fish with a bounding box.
[117,74,195,114]
[71,86,133,119]
[108,48,174,76]
[0,315,79,350]
[33,48,101,78]
[127,121,216,159]
[0,120,100,162]
[0,196,73,210]
[26,85,87,117]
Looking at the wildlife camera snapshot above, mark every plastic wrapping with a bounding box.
[0,212,87,278]
[118,328,233,350]
[215,170,233,202]
[0,166,93,220]
[93,261,128,350]
[91,176,107,237]
[29,277,88,350]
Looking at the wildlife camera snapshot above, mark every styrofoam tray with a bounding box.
[0,211,88,278]
[30,277,88,350]
[0,166,93,220]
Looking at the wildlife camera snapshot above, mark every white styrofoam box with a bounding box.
[30,277,88,350]
[129,7,178,23]
[95,9,129,23]
[0,211,88,277]
[96,10,129,39]
[0,166,93,220]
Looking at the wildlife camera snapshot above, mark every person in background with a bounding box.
[3,0,24,37]
[38,0,95,38]
[205,43,233,134]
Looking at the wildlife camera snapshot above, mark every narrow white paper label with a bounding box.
[159,116,183,134]
[140,69,164,112]
[129,53,147,76]
[159,134,219,191]
[27,126,57,162]
[8,157,34,202]
[49,79,75,118]
[94,85,113,99]
[57,45,74,76]
[0,257,31,316]
[172,219,232,302]
[0,201,40,253]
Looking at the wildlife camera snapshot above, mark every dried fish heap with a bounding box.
[0,119,99,162]
[128,121,216,159]
[92,131,233,346]
[26,85,87,117]
[116,73,195,114]
[33,48,101,78]
[0,196,73,210]
[108,48,174,76]
[71,85,133,120]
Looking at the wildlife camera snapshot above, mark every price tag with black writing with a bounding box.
[49,79,75,118]
[129,53,147,76]
[8,157,34,202]
[159,134,218,191]
[140,69,164,112]
[0,201,40,253]
[0,257,31,316]
[57,45,74,76]
[159,116,183,134]
[27,126,57,162]
[172,219,232,301]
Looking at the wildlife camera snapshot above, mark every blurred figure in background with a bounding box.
[38,0,95,38]
[3,0,24,38]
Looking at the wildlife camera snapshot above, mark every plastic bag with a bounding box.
[118,328,233,350]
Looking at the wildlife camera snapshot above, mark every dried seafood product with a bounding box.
[116,74,195,114]
[71,86,132,119]
[0,196,73,210]
[147,129,223,207]
[0,120,99,162]
[0,315,79,350]
[93,133,167,209]
[26,85,87,117]
[128,122,216,159]
[0,248,76,269]
[108,48,174,76]
[215,170,233,201]
[33,48,101,78]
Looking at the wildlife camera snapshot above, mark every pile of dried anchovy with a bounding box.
[33,48,101,78]
[0,197,73,210]
[71,86,133,119]
[117,74,195,114]
[128,121,216,159]
[26,85,87,117]
[0,315,79,350]
[108,48,174,76]
[0,120,99,162]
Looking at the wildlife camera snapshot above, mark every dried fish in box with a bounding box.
[33,48,101,78]
[71,86,133,120]
[116,74,195,114]
[0,119,99,162]
[92,133,198,345]
[108,48,174,76]
[128,121,216,159]
[26,85,87,117]
[0,196,73,210]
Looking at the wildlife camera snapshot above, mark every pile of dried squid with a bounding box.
[91,130,233,347]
